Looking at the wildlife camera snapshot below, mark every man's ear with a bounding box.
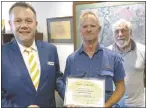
[9,20,11,27]
[8,20,12,31]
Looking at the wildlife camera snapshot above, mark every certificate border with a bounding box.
[64,77,105,107]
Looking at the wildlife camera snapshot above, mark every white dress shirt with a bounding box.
[17,41,41,77]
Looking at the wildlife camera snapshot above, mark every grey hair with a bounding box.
[112,19,132,33]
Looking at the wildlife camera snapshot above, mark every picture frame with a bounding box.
[73,1,145,50]
[47,16,73,43]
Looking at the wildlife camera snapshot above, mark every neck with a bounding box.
[83,40,98,53]
[18,40,34,47]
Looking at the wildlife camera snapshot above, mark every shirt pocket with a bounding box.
[94,67,114,78]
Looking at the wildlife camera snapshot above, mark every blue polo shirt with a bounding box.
[63,44,125,102]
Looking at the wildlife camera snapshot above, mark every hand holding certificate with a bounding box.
[64,77,105,107]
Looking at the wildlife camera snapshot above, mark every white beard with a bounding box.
[115,38,130,48]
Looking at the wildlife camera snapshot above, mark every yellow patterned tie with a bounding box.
[25,47,40,90]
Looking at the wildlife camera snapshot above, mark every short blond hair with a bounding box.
[79,11,101,28]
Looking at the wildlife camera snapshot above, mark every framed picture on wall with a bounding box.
[47,16,73,43]
[73,1,145,50]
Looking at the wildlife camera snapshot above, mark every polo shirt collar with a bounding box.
[130,39,136,50]
[78,43,103,54]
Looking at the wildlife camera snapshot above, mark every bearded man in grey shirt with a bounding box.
[108,19,145,107]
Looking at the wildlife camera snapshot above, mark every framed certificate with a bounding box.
[47,16,73,43]
[64,77,105,107]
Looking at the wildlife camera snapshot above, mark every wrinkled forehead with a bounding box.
[115,23,129,30]
[80,14,100,25]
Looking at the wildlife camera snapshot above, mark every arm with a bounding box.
[105,80,125,107]
[54,46,65,99]
[56,54,72,99]
[105,54,125,107]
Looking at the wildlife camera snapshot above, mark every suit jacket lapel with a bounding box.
[36,41,49,91]
[10,40,36,93]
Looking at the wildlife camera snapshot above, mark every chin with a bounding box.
[116,42,128,48]
[116,44,126,48]
[116,39,130,48]
[85,37,95,41]
[20,38,33,43]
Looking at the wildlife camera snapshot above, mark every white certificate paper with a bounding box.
[64,77,105,107]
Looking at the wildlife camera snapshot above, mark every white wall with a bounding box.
[31,2,74,73]
[2,1,74,73]
[2,2,15,33]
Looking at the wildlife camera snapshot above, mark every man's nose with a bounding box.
[20,21,28,28]
[118,31,123,37]
[87,26,91,32]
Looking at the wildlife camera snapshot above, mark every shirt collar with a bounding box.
[17,40,37,53]
[130,39,136,50]
[78,43,103,54]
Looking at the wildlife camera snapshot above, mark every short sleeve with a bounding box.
[113,54,126,82]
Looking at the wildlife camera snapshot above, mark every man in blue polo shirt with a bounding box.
[62,11,125,107]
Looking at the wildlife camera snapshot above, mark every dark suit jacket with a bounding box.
[2,40,64,108]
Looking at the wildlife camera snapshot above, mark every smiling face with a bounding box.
[113,21,131,48]
[80,14,101,43]
[9,6,38,47]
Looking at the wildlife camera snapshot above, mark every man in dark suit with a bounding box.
[2,2,64,108]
